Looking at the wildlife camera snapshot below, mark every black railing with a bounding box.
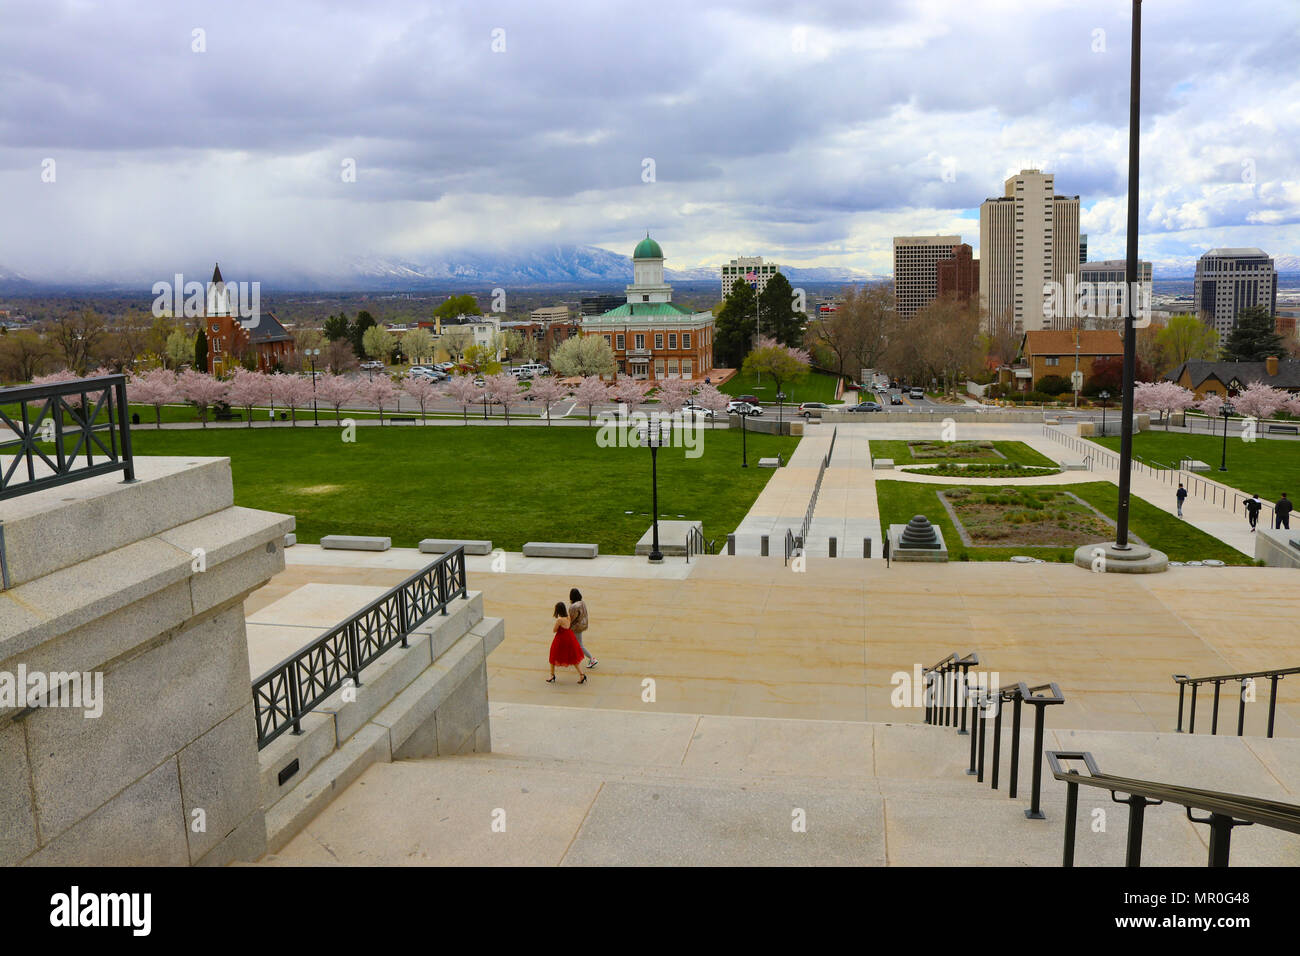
[1048,750,1300,866]
[252,548,469,749]
[1173,665,1298,739]
[922,650,1065,819]
[1040,425,1117,470]
[0,374,135,500]
[783,527,802,566]
[921,652,979,733]
[685,525,715,563]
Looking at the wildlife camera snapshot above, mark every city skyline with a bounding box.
[2,0,1299,284]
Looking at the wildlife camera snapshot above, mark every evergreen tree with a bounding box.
[351,311,377,358]
[194,328,208,373]
[322,312,352,342]
[1221,305,1285,361]
[714,280,757,368]
[757,272,806,348]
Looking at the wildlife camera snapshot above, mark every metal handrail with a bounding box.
[1048,750,1300,866]
[1172,665,1298,738]
[0,374,135,501]
[783,527,802,566]
[685,525,715,563]
[251,548,469,749]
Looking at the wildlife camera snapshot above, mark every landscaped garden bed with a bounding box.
[899,462,1062,478]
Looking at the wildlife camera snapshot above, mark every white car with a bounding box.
[360,361,385,371]
[727,401,763,416]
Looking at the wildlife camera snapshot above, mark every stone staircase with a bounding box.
[259,702,1300,866]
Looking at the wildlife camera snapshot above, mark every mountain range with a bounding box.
[0,246,1296,293]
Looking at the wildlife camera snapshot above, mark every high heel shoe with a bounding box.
[578,675,588,684]
[546,676,556,683]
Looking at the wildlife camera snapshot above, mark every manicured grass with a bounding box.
[128,424,799,553]
[875,479,1250,564]
[869,440,1058,467]
[720,370,843,405]
[1094,432,1300,501]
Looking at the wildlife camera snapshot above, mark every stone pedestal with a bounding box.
[1072,541,1169,574]
[0,457,293,866]
[887,516,949,562]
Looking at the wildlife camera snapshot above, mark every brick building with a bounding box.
[582,236,715,382]
[204,264,294,376]
[936,243,979,305]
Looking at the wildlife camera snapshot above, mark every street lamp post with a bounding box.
[739,407,748,468]
[1099,390,1111,435]
[776,391,786,426]
[308,349,320,425]
[640,420,667,563]
[1219,401,1236,471]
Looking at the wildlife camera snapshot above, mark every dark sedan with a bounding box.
[847,401,883,413]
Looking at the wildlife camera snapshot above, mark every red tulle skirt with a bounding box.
[549,626,584,667]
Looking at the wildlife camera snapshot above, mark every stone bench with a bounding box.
[1265,424,1299,435]
[1058,459,1087,471]
[389,416,417,424]
[873,459,895,470]
[522,542,599,558]
[1180,459,1211,472]
[419,538,493,555]
[320,534,391,551]
[758,457,781,468]
[283,533,298,547]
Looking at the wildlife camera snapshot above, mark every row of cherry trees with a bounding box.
[93,367,734,428]
[1134,380,1300,424]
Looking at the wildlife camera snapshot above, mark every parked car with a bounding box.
[360,360,385,371]
[890,393,903,405]
[908,387,925,400]
[727,401,763,416]
[685,406,719,419]
[736,394,760,405]
[848,401,882,413]
[798,402,829,419]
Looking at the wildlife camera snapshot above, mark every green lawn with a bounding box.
[1094,432,1300,501]
[126,424,799,553]
[875,479,1250,564]
[869,439,1058,467]
[720,370,843,405]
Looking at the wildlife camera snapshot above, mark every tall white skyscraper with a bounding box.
[979,169,1081,334]
[892,236,960,319]
[720,256,781,298]
[1194,248,1278,345]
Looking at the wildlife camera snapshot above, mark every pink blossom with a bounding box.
[402,376,444,421]
[444,375,484,425]
[176,369,229,427]
[226,369,273,427]
[315,374,357,423]
[571,375,610,421]
[269,373,316,425]
[485,373,523,424]
[356,375,398,423]
[611,375,647,419]
[128,368,180,427]
[526,376,568,424]
[1232,381,1289,421]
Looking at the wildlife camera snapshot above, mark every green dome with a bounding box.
[633,235,663,260]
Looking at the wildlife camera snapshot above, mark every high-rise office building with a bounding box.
[936,243,979,305]
[892,235,960,319]
[978,169,1081,334]
[1194,248,1278,345]
[1072,259,1153,330]
[1079,234,1088,264]
[580,294,625,317]
[720,256,781,298]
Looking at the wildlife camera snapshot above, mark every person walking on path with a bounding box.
[1245,494,1263,532]
[568,588,597,668]
[1176,483,1187,518]
[1276,493,1294,530]
[546,601,587,684]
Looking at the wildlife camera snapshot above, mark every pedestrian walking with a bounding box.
[546,601,587,684]
[1176,483,1187,518]
[1276,493,1293,530]
[1244,494,1262,532]
[568,587,597,668]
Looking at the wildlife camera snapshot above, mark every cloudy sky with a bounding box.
[2,0,1298,281]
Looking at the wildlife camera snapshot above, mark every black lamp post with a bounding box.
[739,407,748,467]
[1099,390,1111,435]
[308,348,320,425]
[1219,400,1236,471]
[641,420,667,563]
[776,391,786,426]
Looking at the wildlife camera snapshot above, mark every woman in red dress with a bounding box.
[547,601,588,684]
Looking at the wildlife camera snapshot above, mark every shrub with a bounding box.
[1036,374,1072,396]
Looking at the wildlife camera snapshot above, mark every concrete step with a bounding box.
[260,702,1300,866]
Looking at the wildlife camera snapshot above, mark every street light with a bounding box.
[307,348,321,425]
[1219,400,1236,471]
[739,406,748,467]
[1098,390,1111,435]
[640,419,669,563]
[776,391,786,426]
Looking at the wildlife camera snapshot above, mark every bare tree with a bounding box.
[43,310,107,374]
